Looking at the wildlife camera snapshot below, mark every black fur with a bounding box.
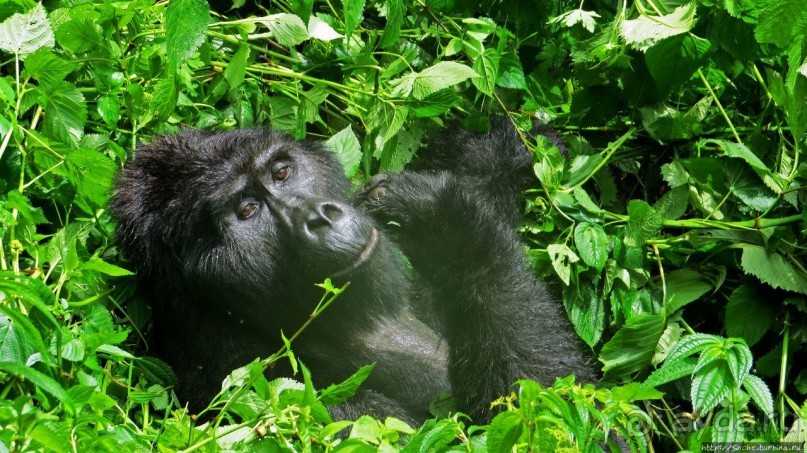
[110,119,595,424]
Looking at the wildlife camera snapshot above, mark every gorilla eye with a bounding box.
[236,199,260,220]
[273,166,290,182]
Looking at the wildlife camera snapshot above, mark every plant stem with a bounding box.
[697,69,742,143]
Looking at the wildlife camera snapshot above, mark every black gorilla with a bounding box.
[110,119,594,423]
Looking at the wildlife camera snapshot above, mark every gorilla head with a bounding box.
[111,122,594,423]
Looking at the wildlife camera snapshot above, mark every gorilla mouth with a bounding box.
[332,227,379,278]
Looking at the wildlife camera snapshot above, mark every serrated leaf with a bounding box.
[392,62,477,100]
[487,411,523,453]
[624,200,663,247]
[308,16,342,41]
[620,3,697,51]
[42,82,86,146]
[259,13,309,47]
[665,333,721,364]
[740,245,807,294]
[472,48,500,95]
[755,0,807,48]
[410,89,458,117]
[726,342,752,386]
[726,284,773,347]
[645,34,711,96]
[0,4,54,59]
[691,361,730,414]
[65,148,115,208]
[23,50,76,88]
[547,243,579,285]
[150,75,178,121]
[653,186,688,220]
[134,356,178,387]
[645,357,697,387]
[324,125,362,178]
[564,282,605,347]
[743,374,774,419]
[97,94,120,128]
[343,0,365,39]
[550,9,601,33]
[711,407,743,443]
[600,313,665,378]
[574,222,608,271]
[0,315,33,363]
[166,0,210,71]
[379,0,404,48]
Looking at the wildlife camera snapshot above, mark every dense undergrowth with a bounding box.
[0,0,805,451]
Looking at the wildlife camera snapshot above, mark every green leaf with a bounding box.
[134,356,178,387]
[308,16,342,41]
[564,154,604,188]
[645,357,697,387]
[661,161,689,188]
[725,284,773,347]
[0,361,74,414]
[574,222,608,271]
[496,51,526,89]
[82,256,133,276]
[600,313,665,378]
[705,139,781,193]
[343,0,365,39]
[65,148,116,208]
[0,3,54,58]
[624,200,663,247]
[549,9,601,33]
[410,89,459,117]
[691,361,730,414]
[324,125,362,178]
[620,3,697,51]
[487,411,524,453]
[645,34,711,96]
[0,313,33,363]
[653,186,688,220]
[150,75,178,122]
[165,0,210,71]
[97,95,120,128]
[23,50,76,88]
[664,269,713,312]
[665,333,721,364]
[42,82,86,146]
[711,407,743,443]
[564,282,605,347]
[547,243,579,286]
[392,62,478,100]
[319,364,375,406]
[726,342,752,386]
[472,48,500,95]
[259,13,309,47]
[740,245,807,294]
[754,0,807,48]
[55,19,103,55]
[743,374,774,419]
[379,0,404,48]
[224,43,249,91]
[610,382,664,401]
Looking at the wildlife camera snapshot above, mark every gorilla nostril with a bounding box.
[306,215,331,235]
[321,203,344,222]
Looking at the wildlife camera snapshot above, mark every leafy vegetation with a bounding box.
[0,0,805,450]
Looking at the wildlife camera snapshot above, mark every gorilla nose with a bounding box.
[300,198,347,240]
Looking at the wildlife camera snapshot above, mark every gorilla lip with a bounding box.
[332,227,379,278]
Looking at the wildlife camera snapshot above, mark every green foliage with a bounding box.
[0,0,805,450]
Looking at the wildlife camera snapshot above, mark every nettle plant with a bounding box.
[0,0,804,450]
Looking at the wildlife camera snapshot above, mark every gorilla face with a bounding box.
[113,129,377,323]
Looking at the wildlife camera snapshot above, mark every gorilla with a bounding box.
[110,118,594,424]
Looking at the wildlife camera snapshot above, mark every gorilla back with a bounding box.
[110,122,595,424]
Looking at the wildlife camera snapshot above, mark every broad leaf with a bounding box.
[0,4,54,59]
[725,284,773,346]
[42,82,86,146]
[324,125,362,178]
[574,222,608,271]
[259,13,309,47]
[620,3,697,51]
[600,313,665,377]
[165,0,210,70]
[740,245,807,294]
